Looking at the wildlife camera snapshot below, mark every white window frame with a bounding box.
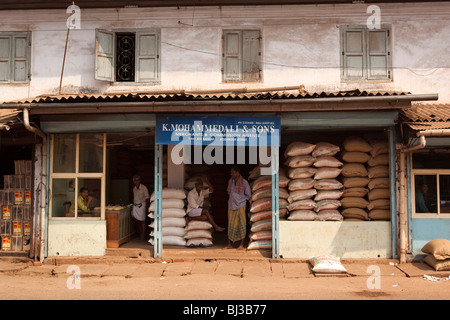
[94,28,161,85]
[411,153,450,219]
[49,133,106,220]
[222,29,262,83]
[0,32,31,84]
[339,25,392,82]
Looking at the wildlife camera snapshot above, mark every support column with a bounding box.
[389,126,397,259]
[153,143,163,258]
[271,146,280,259]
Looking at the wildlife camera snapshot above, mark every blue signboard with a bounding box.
[156,115,280,147]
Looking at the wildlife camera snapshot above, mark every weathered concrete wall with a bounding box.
[47,220,106,256]
[280,221,392,259]
[0,3,448,102]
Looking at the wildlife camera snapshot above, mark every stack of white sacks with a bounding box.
[340,136,372,221]
[248,166,289,250]
[367,139,391,220]
[148,188,187,246]
[184,174,214,247]
[285,141,344,221]
[184,220,214,247]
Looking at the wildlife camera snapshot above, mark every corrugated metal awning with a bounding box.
[0,109,22,130]
[4,89,411,104]
[401,103,450,131]
[2,88,438,115]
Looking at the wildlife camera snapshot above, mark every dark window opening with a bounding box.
[115,32,135,82]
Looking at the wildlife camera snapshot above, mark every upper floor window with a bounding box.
[222,29,261,82]
[95,29,160,84]
[340,26,392,82]
[0,32,31,84]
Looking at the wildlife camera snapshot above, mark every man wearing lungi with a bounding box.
[187,175,225,232]
[132,174,150,241]
[224,166,252,250]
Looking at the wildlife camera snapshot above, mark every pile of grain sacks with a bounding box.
[284,142,344,221]
[148,188,187,246]
[340,136,390,221]
[183,174,214,247]
[184,220,214,247]
[340,136,372,221]
[248,166,289,250]
[367,139,391,220]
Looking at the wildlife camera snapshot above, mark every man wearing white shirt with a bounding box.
[187,175,225,232]
[132,174,150,240]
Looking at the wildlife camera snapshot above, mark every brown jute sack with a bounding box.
[421,239,450,260]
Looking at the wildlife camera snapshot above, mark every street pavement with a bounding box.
[0,255,448,280]
[0,255,449,303]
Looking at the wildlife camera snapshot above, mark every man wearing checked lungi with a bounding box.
[132,174,150,241]
[224,166,252,250]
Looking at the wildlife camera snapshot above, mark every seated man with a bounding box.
[69,187,93,215]
[186,176,225,232]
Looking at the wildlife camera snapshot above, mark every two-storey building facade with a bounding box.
[0,1,448,263]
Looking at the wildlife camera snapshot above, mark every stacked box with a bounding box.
[1,160,32,252]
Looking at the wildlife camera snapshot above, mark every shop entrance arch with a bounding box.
[153,115,281,259]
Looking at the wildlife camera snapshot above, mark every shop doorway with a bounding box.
[105,132,155,249]
[183,152,257,249]
[0,144,34,256]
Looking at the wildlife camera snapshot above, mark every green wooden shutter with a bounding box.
[12,33,30,83]
[367,28,391,80]
[223,30,242,82]
[0,35,11,83]
[341,27,366,80]
[135,30,160,83]
[95,29,114,81]
[242,30,261,82]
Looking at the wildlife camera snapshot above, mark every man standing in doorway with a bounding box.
[224,166,252,250]
[132,174,150,241]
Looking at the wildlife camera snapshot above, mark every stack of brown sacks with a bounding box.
[367,139,391,221]
[421,238,450,271]
[340,136,371,221]
[284,141,343,221]
[311,143,344,221]
[248,166,289,250]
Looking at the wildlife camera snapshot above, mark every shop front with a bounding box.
[401,104,450,256]
[7,90,438,261]
[41,114,157,257]
[0,109,40,258]
[278,112,397,259]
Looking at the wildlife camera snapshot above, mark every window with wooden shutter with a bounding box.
[0,32,30,84]
[95,29,114,82]
[340,26,392,82]
[135,30,160,83]
[94,29,161,84]
[222,29,261,82]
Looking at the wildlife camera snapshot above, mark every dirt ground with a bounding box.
[0,251,449,303]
